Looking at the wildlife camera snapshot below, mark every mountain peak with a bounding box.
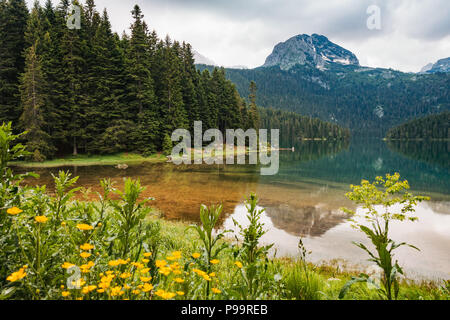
[193,50,215,66]
[263,33,359,71]
[420,57,450,74]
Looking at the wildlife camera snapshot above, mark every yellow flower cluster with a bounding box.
[192,268,214,281]
[154,289,177,300]
[35,216,49,223]
[80,243,94,251]
[80,261,95,273]
[6,265,27,282]
[76,223,94,231]
[7,207,23,215]
[108,258,129,267]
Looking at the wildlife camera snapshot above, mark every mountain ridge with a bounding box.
[263,34,359,71]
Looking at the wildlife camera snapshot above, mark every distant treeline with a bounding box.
[260,108,350,147]
[0,0,349,161]
[386,111,449,140]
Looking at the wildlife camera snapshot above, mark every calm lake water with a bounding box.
[16,139,450,280]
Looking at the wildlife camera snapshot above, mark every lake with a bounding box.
[15,139,450,280]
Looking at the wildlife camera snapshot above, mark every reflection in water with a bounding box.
[386,140,450,169]
[224,202,450,280]
[14,139,450,279]
[264,204,348,237]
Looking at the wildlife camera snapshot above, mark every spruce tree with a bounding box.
[124,5,159,153]
[19,42,53,160]
[0,0,29,126]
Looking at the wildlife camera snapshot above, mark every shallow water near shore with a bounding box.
[15,139,450,280]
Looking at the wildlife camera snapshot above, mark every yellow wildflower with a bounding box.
[61,262,75,269]
[34,216,48,223]
[212,288,221,294]
[120,272,132,279]
[140,276,152,283]
[81,285,97,294]
[71,278,86,288]
[142,258,150,263]
[177,291,185,296]
[108,258,128,267]
[80,261,95,273]
[132,289,141,295]
[80,252,91,259]
[7,207,22,215]
[142,283,153,293]
[210,259,220,264]
[192,253,201,259]
[76,224,93,231]
[131,262,144,269]
[234,261,243,268]
[143,252,152,257]
[110,286,124,297]
[155,260,167,268]
[80,243,94,251]
[140,268,150,274]
[6,266,27,282]
[209,272,216,277]
[202,274,212,281]
[61,291,70,297]
[159,267,171,276]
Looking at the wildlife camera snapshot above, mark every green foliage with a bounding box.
[386,111,450,140]
[189,204,229,298]
[339,173,430,300]
[232,193,274,299]
[260,107,350,146]
[0,126,447,301]
[109,178,152,258]
[197,64,450,137]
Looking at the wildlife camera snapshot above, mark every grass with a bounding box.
[149,217,449,300]
[10,152,168,168]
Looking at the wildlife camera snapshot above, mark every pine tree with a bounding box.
[248,81,260,130]
[181,42,200,132]
[0,0,29,126]
[19,42,53,160]
[157,37,188,137]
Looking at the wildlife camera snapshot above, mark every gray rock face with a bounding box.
[263,34,359,70]
[423,57,450,73]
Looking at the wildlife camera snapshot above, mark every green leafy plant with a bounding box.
[232,193,274,299]
[189,204,229,298]
[109,178,152,259]
[339,173,429,300]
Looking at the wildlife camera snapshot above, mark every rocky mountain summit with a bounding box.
[263,34,359,71]
[421,57,450,74]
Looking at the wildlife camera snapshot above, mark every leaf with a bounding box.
[339,274,369,299]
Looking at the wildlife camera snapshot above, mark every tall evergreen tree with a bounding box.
[248,81,260,130]
[124,5,159,153]
[0,0,29,125]
[19,42,53,160]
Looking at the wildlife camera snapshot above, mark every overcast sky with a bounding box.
[28,0,450,72]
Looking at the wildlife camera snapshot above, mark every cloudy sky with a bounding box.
[29,0,450,72]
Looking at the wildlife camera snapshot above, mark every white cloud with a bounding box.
[27,0,450,71]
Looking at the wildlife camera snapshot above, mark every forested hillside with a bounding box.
[260,108,350,147]
[0,0,349,161]
[197,63,450,137]
[386,111,449,140]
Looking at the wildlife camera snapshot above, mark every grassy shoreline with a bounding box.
[10,153,168,168]
[154,216,448,300]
